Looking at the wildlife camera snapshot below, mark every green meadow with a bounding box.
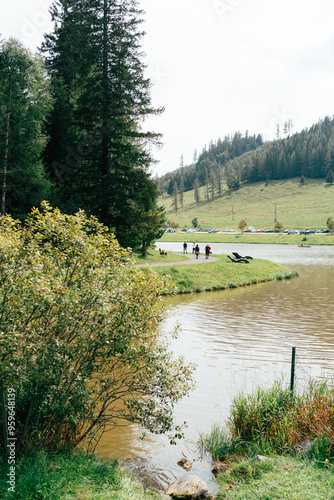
[161,177,334,232]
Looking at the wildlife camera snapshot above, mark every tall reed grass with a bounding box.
[200,380,334,463]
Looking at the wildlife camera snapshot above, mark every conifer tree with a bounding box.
[179,176,184,207]
[210,170,216,200]
[42,0,164,248]
[0,38,51,219]
[326,169,334,185]
[193,178,200,204]
[173,181,178,213]
[205,169,209,200]
[217,166,222,197]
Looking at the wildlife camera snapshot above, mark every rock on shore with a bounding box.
[165,474,213,499]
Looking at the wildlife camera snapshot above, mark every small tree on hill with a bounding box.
[192,217,198,228]
[227,174,240,191]
[326,169,334,185]
[193,178,200,204]
[327,217,334,232]
[173,181,178,213]
[274,220,283,231]
[238,219,247,232]
[210,170,216,200]
[205,169,209,200]
[179,176,184,207]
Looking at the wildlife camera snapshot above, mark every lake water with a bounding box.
[96,243,334,493]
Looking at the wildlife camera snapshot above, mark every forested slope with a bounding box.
[159,116,334,196]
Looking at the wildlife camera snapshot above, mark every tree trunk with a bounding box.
[100,0,110,224]
[141,240,147,257]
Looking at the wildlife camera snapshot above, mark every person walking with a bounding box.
[195,244,200,259]
[205,244,211,259]
[183,241,188,254]
[192,242,196,254]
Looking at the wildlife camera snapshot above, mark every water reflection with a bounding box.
[97,244,334,493]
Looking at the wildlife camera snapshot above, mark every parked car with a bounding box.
[166,228,176,233]
[265,229,274,233]
[223,228,235,232]
[208,228,219,233]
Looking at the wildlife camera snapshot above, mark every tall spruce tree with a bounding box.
[193,178,200,204]
[179,176,184,207]
[0,38,51,219]
[42,0,164,248]
[173,181,178,213]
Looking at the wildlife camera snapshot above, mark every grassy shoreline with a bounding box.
[158,232,334,245]
[0,451,163,500]
[152,254,298,294]
[200,380,334,499]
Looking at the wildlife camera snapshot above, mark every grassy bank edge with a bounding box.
[0,451,163,500]
[199,381,334,499]
[152,254,298,294]
[158,232,334,245]
[214,454,334,500]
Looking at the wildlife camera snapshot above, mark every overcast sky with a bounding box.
[1,0,334,176]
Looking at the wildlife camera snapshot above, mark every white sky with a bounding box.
[1,0,334,176]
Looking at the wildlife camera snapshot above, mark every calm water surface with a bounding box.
[96,243,334,492]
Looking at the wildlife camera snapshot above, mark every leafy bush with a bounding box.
[0,203,194,456]
[238,219,247,231]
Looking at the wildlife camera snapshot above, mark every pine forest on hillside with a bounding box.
[159,116,334,198]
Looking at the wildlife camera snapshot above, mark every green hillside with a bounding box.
[159,116,334,199]
[161,177,334,231]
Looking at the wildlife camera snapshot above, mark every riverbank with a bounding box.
[0,451,165,499]
[152,254,297,294]
[159,232,334,245]
[200,380,334,499]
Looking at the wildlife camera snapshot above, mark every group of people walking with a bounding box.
[183,242,211,259]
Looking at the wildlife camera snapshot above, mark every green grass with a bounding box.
[215,456,334,500]
[153,254,298,294]
[161,177,334,233]
[159,231,334,245]
[0,451,162,500]
[228,381,334,456]
[132,248,189,264]
[200,380,334,499]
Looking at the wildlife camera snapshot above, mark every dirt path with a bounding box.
[136,253,220,268]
